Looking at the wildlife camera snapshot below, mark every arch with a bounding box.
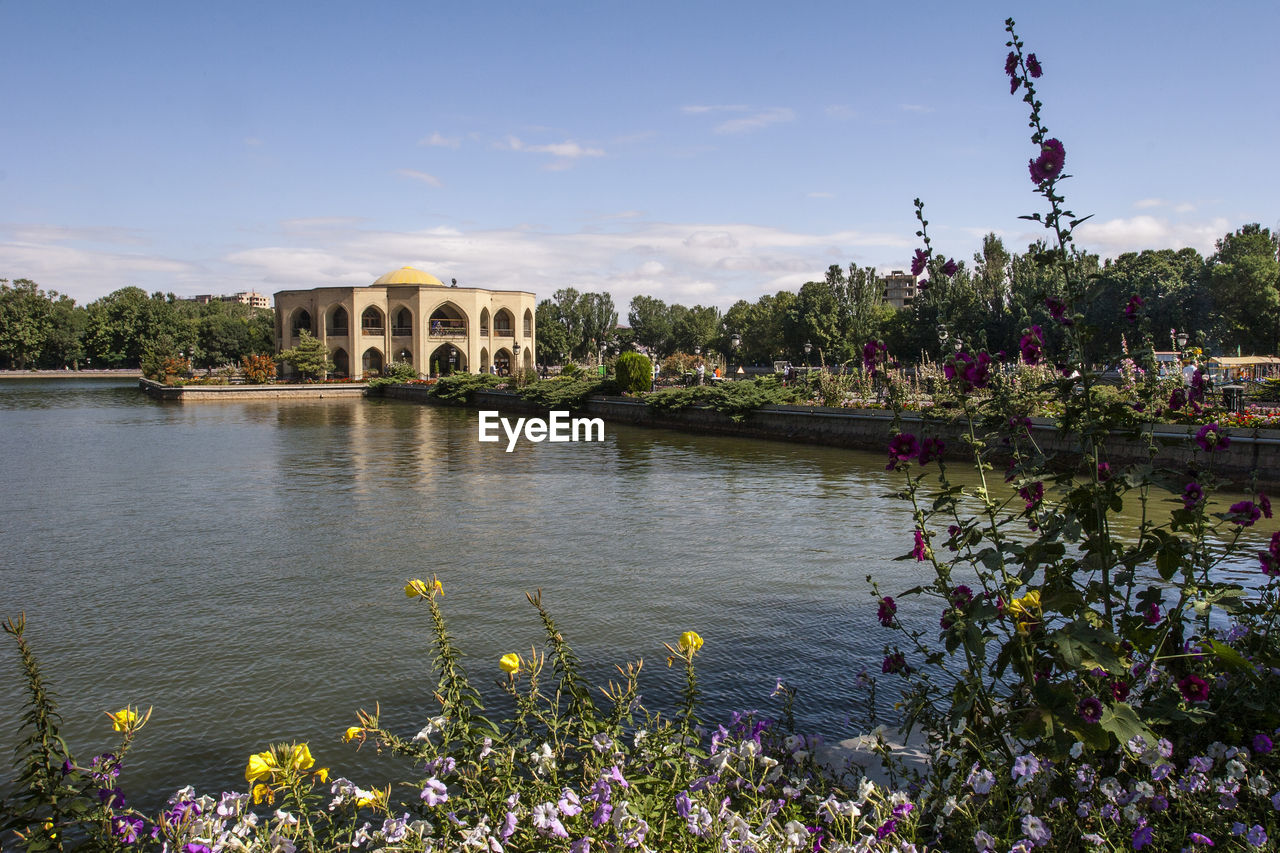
[427,342,467,376]
[480,307,491,336]
[494,347,513,377]
[331,347,350,379]
[361,306,385,334]
[290,308,312,337]
[522,347,533,370]
[523,308,533,338]
[480,347,490,372]
[428,302,467,337]
[327,305,349,335]
[392,306,413,336]
[361,347,384,377]
[493,308,515,338]
[395,348,413,364]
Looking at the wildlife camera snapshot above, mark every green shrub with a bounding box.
[613,351,652,394]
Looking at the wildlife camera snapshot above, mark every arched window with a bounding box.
[393,307,413,336]
[361,307,384,334]
[429,303,466,336]
[327,306,348,336]
[494,309,514,337]
[480,308,490,336]
[523,308,533,337]
[291,309,312,336]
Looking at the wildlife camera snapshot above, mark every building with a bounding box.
[187,291,270,309]
[273,266,537,379]
[881,270,918,310]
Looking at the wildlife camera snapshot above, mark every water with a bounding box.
[0,379,1269,810]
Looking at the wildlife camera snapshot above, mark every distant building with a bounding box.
[881,270,918,310]
[186,291,270,309]
[273,266,537,379]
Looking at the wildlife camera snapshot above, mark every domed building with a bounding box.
[273,266,537,378]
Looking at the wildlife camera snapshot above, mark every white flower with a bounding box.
[943,796,958,816]
[593,733,614,753]
[858,777,875,803]
[972,829,995,852]
[273,810,298,826]
[478,737,493,760]
[1069,742,1084,759]
[531,742,556,776]
[413,716,447,742]
[783,820,808,849]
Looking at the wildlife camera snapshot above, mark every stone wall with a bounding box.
[139,378,368,401]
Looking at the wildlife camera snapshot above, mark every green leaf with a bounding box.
[1098,702,1152,747]
[1205,639,1252,673]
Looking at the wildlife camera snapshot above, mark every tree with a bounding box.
[279,331,333,380]
[787,280,843,365]
[1204,224,1280,354]
[43,294,86,369]
[671,304,720,356]
[577,292,619,360]
[534,299,573,365]
[0,279,53,369]
[628,295,673,357]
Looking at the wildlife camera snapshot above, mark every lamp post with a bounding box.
[803,341,812,368]
[730,333,741,380]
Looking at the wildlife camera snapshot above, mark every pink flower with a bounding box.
[910,248,929,277]
[886,433,921,470]
[1229,500,1262,526]
[1026,53,1042,78]
[1124,294,1143,323]
[877,597,896,627]
[1195,423,1229,452]
[1019,325,1043,365]
[912,529,928,561]
[1018,481,1044,510]
[1029,139,1066,185]
[1177,674,1209,703]
[919,437,946,464]
[941,258,958,277]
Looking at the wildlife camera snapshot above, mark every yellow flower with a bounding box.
[405,577,444,599]
[355,788,384,808]
[289,742,315,772]
[245,750,279,784]
[315,767,330,783]
[252,783,274,805]
[1009,590,1042,636]
[343,726,363,743]
[108,707,138,732]
[678,631,704,654]
[500,653,521,675]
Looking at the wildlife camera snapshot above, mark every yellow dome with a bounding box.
[372,266,445,286]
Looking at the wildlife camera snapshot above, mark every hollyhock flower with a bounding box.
[1009,590,1042,636]
[1260,493,1272,518]
[1178,674,1210,703]
[1019,481,1044,510]
[946,351,993,390]
[886,432,921,470]
[919,437,946,464]
[913,529,928,561]
[1020,325,1043,365]
[1124,294,1143,323]
[1230,501,1262,526]
[951,585,974,608]
[877,597,896,627]
[1010,75,1020,94]
[1078,697,1103,724]
[1097,462,1112,482]
[882,652,910,674]
[910,248,929,277]
[1029,139,1066,185]
[1183,481,1205,510]
[1045,297,1070,325]
[1196,423,1229,452]
[917,277,930,291]
[1111,680,1130,702]
[1004,51,1018,77]
[1143,603,1162,625]
[1026,53,1042,77]
[942,258,959,277]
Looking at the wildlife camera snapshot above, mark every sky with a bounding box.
[2,1,1277,311]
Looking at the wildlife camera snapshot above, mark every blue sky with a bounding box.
[2,2,1277,309]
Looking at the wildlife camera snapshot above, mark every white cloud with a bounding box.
[397,169,442,187]
[499,136,604,158]
[1173,202,1196,214]
[806,191,835,199]
[420,132,461,148]
[714,107,794,134]
[1133,198,1165,209]
[681,104,748,115]
[825,105,856,120]
[1074,215,1231,256]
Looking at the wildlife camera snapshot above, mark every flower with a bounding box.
[877,597,896,627]
[1188,833,1214,846]
[944,350,994,391]
[886,432,921,470]
[1195,423,1230,452]
[1029,139,1066,185]
[1019,325,1043,365]
[1261,531,1280,576]
[862,339,888,372]
[1254,734,1274,755]
[910,248,929,277]
[500,653,521,675]
[420,777,448,806]
[342,726,362,743]
[1132,824,1154,850]
[108,708,138,732]
[1008,590,1042,635]
[941,258,958,277]
[1183,481,1205,510]
[1178,674,1210,703]
[113,815,145,843]
[912,529,928,561]
[1026,53,1042,78]
[1261,493,1273,518]
[882,652,910,674]
[1230,500,1262,526]
[1078,697,1103,724]
[404,577,443,598]
[1004,51,1018,77]
[1019,481,1044,510]
[678,631,703,654]
[919,437,946,464]
[1247,825,1268,847]
[1124,294,1144,323]
[245,751,279,784]
[288,743,314,772]
[1143,603,1162,625]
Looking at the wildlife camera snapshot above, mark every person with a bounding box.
[714,366,721,379]
[696,362,705,385]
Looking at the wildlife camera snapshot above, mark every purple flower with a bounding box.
[1262,532,1280,576]
[1005,51,1018,77]
[1133,824,1154,850]
[886,432,921,470]
[1097,462,1112,482]
[882,652,910,674]
[1248,825,1268,847]
[1195,423,1229,452]
[877,596,896,627]
[875,818,898,839]
[1026,53,1043,78]
[910,248,929,277]
[912,529,927,561]
[1045,297,1071,325]
[1188,833,1214,846]
[1230,500,1262,526]
[1261,493,1272,519]
[1019,481,1044,510]
[917,277,929,291]
[1254,734,1274,755]
[420,777,448,806]
[945,350,993,391]
[1183,481,1205,510]
[941,258,958,277]
[1144,603,1162,625]
[1078,697,1103,724]
[1030,138,1066,185]
[1124,294,1144,323]
[951,585,974,609]
[184,845,212,853]
[919,437,946,464]
[1178,674,1210,703]
[1010,75,1020,94]
[862,339,888,372]
[1020,325,1043,365]
[113,816,145,844]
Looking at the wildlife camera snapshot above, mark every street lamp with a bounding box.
[803,341,812,368]
[1176,331,1189,350]
[729,333,741,379]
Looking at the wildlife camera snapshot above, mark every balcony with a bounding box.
[493,328,515,337]
[361,326,384,336]
[327,327,349,336]
[391,326,413,337]
[429,320,467,337]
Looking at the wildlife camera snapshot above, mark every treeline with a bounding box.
[0,282,274,371]
[537,224,1280,367]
